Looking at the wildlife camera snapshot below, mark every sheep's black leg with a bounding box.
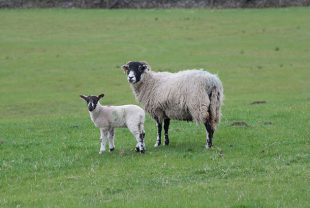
[204,121,214,148]
[163,118,170,145]
[154,117,162,147]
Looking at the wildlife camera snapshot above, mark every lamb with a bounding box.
[121,61,224,149]
[80,93,146,154]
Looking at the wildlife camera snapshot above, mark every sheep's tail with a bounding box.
[208,86,224,129]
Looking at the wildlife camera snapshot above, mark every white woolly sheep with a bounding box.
[121,61,224,149]
[80,93,146,154]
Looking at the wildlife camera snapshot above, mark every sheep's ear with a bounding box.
[98,94,105,100]
[122,64,129,74]
[141,64,148,71]
[140,61,150,71]
[80,95,88,102]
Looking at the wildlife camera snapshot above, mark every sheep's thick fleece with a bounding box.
[131,69,223,126]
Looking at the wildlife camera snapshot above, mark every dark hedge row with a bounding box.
[1,0,310,8]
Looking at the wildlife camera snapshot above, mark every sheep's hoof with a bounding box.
[135,147,140,152]
[140,149,145,154]
[109,147,115,152]
[99,150,105,154]
[164,140,169,146]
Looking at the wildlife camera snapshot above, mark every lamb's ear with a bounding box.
[80,95,88,102]
[98,94,105,100]
[122,64,129,74]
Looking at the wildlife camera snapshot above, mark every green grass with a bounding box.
[0,8,309,207]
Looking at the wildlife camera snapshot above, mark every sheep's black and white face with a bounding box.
[122,61,148,84]
[80,94,104,112]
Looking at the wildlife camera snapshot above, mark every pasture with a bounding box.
[0,8,309,207]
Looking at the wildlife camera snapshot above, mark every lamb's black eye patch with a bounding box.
[85,95,100,111]
[89,96,99,104]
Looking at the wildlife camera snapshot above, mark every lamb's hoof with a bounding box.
[164,140,169,146]
[135,147,140,152]
[154,141,161,147]
[109,147,115,152]
[99,150,105,154]
[205,144,212,149]
[140,149,145,154]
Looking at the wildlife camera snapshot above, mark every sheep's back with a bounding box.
[146,70,222,123]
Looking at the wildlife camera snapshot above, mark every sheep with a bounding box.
[121,61,224,149]
[80,93,146,154]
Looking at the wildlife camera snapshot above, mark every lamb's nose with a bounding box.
[128,76,134,81]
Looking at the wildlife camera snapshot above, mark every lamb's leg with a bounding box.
[163,118,170,145]
[154,117,162,147]
[132,131,145,153]
[136,131,146,152]
[99,129,108,154]
[142,131,146,148]
[108,129,115,152]
[138,132,145,153]
[128,125,145,153]
[204,121,214,149]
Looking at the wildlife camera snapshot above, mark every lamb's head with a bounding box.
[80,94,104,112]
[122,61,150,84]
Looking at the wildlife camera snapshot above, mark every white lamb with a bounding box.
[121,61,224,149]
[80,93,146,154]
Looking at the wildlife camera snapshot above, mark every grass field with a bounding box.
[0,8,309,207]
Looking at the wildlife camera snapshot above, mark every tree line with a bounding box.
[1,0,309,8]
